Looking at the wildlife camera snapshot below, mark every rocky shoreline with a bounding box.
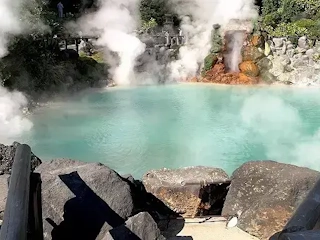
[0,142,319,240]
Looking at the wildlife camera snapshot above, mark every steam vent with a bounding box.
[193,20,266,85]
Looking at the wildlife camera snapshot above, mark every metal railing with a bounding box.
[0,144,43,240]
[270,178,320,240]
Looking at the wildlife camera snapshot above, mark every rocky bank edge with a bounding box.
[0,142,320,240]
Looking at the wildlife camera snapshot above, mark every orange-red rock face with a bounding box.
[190,32,263,85]
[239,61,260,77]
[192,63,258,85]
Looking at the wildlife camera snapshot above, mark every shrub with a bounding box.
[270,22,308,37]
[261,0,280,16]
[262,12,281,28]
[294,19,320,38]
[203,54,218,71]
[280,0,304,22]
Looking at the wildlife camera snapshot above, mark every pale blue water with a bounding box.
[19,84,320,178]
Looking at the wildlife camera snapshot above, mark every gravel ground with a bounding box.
[165,218,259,240]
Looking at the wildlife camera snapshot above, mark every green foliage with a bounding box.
[140,0,170,26]
[269,22,308,37]
[312,53,320,61]
[295,19,320,37]
[262,11,281,28]
[261,0,280,16]
[294,18,316,28]
[263,18,320,38]
[79,51,105,64]
[140,18,158,33]
[1,36,108,96]
[261,0,320,38]
[140,0,180,27]
[295,0,320,18]
[0,0,108,97]
[280,0,304,22]
[203,54,218,72]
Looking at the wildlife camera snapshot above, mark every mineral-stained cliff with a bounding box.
[192,28,320,86]
[192,29,265,85]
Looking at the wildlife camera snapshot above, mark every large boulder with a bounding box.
[0,142,41,175]
[103,212,165,240]
[241,46,264,62]
[35,159,135,240]
[298,36,309,50]
[143,166,230,218]
[222,161,320,240]
[239,61,260,77]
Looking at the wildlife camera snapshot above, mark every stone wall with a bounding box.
[266,36,320,86]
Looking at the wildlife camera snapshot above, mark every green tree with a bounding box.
[1,0,107,97]
[140,0,170,26]
[261,0,280,16]
[296,0,320,18]
[280,0,304,22]
[140,18,158,33]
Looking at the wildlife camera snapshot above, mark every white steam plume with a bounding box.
[168,0,258,80]
[77,0,146,86]
[241,93,320,171]
[0,0,22,56]
[0,0,39,144]
[224,31,246,72]
[0,88,32,144]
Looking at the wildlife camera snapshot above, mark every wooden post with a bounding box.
[28,173,44,240]
[279,230,320,240]
[281,178,320,234]
[0,145,31,240]
[76,38,79,53]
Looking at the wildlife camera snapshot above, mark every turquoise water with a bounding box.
[20,84,320,178]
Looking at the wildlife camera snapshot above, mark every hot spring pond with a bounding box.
[19,84,320,178]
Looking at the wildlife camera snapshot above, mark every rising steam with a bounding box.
[168,0,258,80]
[240,92,320,171]
[224,31,247,72]
[0,0,36,144]
[77,0,146,86]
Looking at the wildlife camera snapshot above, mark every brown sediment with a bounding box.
[191,63,259,85]
[190,30,264,85]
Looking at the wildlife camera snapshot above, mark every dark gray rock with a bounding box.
[143,166,230,217]
[260,71,276,83]
[103,212,165,240]
[222,161,320,239]
[35,159,134,240]
[283,81,294,85]
[257,57,272,70]
[0,142,41,175]
[59,49,79,60]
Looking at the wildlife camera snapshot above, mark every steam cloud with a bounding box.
[0,0,35,144]
[224,31,247,72]
[77,0,146,86]
[168,0,258,80]
[241,92,320,171]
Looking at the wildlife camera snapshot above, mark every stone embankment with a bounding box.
[266,36,320,86]
[0,142,319,240]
